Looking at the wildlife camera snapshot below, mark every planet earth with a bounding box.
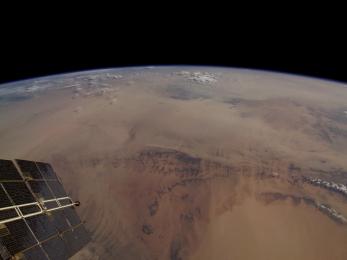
[1,66,347,260]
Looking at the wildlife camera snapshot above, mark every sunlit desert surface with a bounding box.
[1,67,347,259]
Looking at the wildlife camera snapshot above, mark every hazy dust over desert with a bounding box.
[1,66,347,259]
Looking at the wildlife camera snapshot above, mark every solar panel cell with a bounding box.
[0,187,13,208]
[43,201,58,210]
[36,163,57,180]
[0,219,36,255]
[63,207,81,227]
[26,215,57,241]
[42,236,69,260]
[73,225,90,248]
[15,160,42,180]
[2,183,35,205]
[61,230,77,257]
[27,181,54,200]
[59,198,72,206]
[22,245,48,260]
[51,211,70,233]
[19,205,41,216]
[0,209,18,222]
[0,160,23,181]
[46,181,67,198]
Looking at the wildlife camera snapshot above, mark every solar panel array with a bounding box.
[0,159,90,260]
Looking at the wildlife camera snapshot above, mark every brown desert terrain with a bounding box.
[0,67,347,259]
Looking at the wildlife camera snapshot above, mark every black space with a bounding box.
[0,25,345,85]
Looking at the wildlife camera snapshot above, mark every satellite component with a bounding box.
[0,159,90,260]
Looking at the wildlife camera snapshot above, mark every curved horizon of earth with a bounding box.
[1,66,347,259]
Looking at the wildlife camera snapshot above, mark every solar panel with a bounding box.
[63,207,81,227]
[0,159,23,181]
[69,225,90,252]
[46,180,67,198]
[15,160,43,180]
[0,243,12,260]
[62,226,89,257]
[26,214,57,241]
[27,181,54,200]
[59,198,72,206]
[42,236,70,260]
[50,210,70,233]
[0,219,37,255]
[2,182,36,205]
[21,245,48,260]
[36,162,57,180]
[43,201,59,210]
[19,205,41,216]
[0,159,90,259]
[0,209,18,222]
[0,186,13,208]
